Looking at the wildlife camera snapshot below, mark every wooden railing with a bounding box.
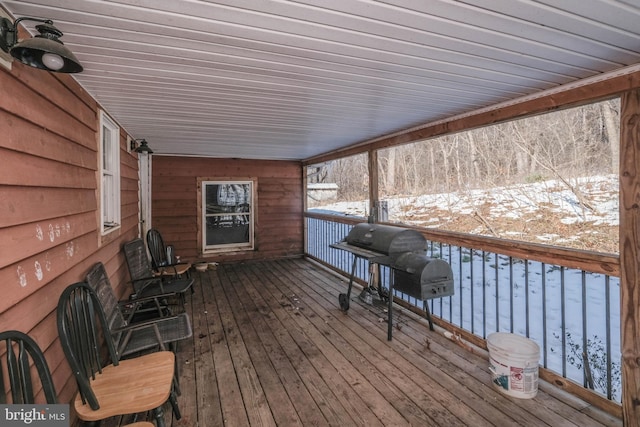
[304,211,622,417]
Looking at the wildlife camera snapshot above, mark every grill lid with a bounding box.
[344,223,426,256]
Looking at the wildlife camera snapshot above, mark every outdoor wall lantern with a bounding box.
[0,16,83,73]
[131,139,154,154]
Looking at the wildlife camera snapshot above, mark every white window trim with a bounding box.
[201,180,255,254]
[99,110,121,235]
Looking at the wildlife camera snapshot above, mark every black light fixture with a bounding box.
[0,16,83,73]
[131,138,154,154]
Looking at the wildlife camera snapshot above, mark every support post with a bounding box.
[368,148,378,223]
[620,89,640,425]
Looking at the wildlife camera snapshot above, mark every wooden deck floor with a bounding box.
[157,258,621,426]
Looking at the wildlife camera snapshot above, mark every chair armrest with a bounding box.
[113,314,183,332]
[118,297,170,321]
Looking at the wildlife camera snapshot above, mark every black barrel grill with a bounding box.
[331,223,454,340]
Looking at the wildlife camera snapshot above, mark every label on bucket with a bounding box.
[509,366,538,392]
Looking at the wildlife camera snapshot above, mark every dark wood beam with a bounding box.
[368,149,378,221]
[620,89,640,426]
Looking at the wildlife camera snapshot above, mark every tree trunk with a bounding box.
[386,149,396,193]
[603,100,620,174]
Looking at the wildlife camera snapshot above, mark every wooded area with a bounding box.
[307,99,621,252]
[310,99,619,200]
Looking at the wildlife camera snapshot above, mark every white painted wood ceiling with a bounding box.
[3,0,640,160]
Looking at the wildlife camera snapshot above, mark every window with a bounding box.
[100,111,120,234]
[201,180,255,253]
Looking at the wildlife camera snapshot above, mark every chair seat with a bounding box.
[136,277,193,299]
[74,351,175,422]
[119,312,192,356]
[124,423,155,427]
[157,262,192,277]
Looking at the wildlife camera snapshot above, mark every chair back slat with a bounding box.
[57,282,119,410]
[86,263,128,346]
[124,239,153,279]
[0,331,57,404]
[146,229,168,270]
[13,339,33,404]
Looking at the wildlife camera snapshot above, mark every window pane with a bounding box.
[203,181,253,250]
[100,111,120,233]
[206,216,250,245]
[102,126,111,170]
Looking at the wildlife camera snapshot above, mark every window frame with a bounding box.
[200,179,256,254]
[99,110,121,235]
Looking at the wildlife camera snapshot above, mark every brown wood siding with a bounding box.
[0,61,141,413]
[151,156,303,262]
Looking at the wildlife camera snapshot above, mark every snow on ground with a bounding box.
[311,175,619,251]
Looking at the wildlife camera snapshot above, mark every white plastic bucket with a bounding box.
[487,332,540,399]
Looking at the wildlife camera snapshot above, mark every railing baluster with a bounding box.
[582,270,589,389]
[482,250,487,338]
[495,253,500,332]
[470,248,475,334]
[561,267,567,379]
[448,244,453,323]
[605,275,612,400]
[542,262,547,368]
[459,245,463,328]
[509,257,514,333]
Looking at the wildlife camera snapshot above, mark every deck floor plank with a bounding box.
[228,263,358,426]
[245,261,408,427]
[155,258,621,427]
[268,259,508,426]
[219,263,322,426]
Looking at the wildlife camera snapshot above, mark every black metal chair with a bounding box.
[57,282,180,426]
[85,262,192,358]
[123,238,193,301]
[146,228,192,278]
[0,330,57,404]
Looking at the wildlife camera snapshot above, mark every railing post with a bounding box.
[368,148,378,223]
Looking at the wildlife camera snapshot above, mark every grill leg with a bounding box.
[339,256,359,311]
[387,268,393,341]
[423,300,434,331]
